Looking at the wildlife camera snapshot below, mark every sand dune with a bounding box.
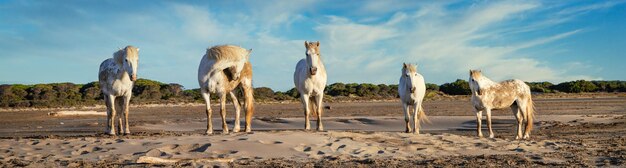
[0,130,560,167]
[0,114,622,166]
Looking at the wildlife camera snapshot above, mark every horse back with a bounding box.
[487,79,530,109]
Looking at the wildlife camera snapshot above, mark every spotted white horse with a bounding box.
[469,70,535,139]
[399,63,428,134]
[198,45,254,134]
[99,46,139,135]
[294,41,327,131]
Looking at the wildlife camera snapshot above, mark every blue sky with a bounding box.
[1,0,625,91]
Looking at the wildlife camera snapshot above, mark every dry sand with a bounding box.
[0,96,625,167]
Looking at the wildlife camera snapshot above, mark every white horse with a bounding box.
[99,46,139,135]
[198,45,254,134]
[469,70,535,139]
[294,41,327,131]
[398,63,428,134]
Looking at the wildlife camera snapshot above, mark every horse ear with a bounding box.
[137,48,140,52]
[304,41,308,47]
[403,63,408,69]
[247,48,252,54]
[315,41,320,47]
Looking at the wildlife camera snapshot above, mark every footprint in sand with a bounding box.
[70,150,90,156]
[30,141,40,145]
[92,147,103,152]
[145,149,170,157]
[190,143,212,152]
[141,142,163,146]
[132,152,146,156]
[274,141,283,144]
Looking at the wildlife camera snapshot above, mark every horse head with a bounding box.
[304,41,321,76]
[469,70,483,95]
[115,46,140,81]
[402,63,418,93]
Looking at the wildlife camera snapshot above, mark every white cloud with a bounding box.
[1,1,621,90]
[311,0,606,87]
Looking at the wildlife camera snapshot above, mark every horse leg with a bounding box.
[413,103,420,134]
[220,93,229,134]
[104,95,115,135]
[475,109,483,137]
[519,100,532,139]
[242,84,254,132]
[315,94,324,131]
[512,105,523,140]
[201,90,213,135]
[486,108,494,138]
[300,94,311,130]
[403,103,411,133]
[229,92,241,133]
[122,95,131,134]
[105,95,116,135]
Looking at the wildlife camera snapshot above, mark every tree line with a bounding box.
[1,79,625,108]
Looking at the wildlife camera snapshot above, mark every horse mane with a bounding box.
[113,46,139,65]
[206,45,251,61]
[470,70,482,80]
[304,41,320,54]
[403,63,417,73]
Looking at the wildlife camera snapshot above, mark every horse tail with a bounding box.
[308,97,318,117]
[114,97,124,132]
[242,78,255,131]
[525,96,535,132]
[418,105,431,124]
[243,84,254,114]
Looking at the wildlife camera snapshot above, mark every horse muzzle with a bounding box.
[310,67,318,75]
[131,74,137,81]
[410,87,416,93]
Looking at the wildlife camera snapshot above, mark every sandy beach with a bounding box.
[0,96,625,167]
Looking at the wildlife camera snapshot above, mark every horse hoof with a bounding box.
[515,136,521,140]
[106,131,116,135]
[245,129,252,132]
[206,131,213,135]
[233,129,240,133]
[489,135,494,139]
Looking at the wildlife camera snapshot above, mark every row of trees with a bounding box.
[1,79,625,108]
[0,79,190,108]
